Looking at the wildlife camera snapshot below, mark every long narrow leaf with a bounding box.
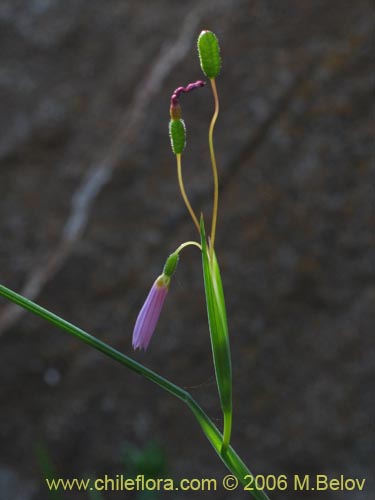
[0,283,269,500]
[200,218,232,450]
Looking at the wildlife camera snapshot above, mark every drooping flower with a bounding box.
[132,252,179,351]
[132,275,169,351]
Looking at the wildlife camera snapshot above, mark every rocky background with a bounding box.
[0,1,373,499]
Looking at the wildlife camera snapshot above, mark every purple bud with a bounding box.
[170,80,206,111]
[132,275,170,351]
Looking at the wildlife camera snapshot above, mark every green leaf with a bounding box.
[200,217,232,450]
[0,283,269,499]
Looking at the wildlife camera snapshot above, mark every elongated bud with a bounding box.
[163,251,179,277]
[168,80,205,155]
[169,118,186,155]
[197,30,221,79]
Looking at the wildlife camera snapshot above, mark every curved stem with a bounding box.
[0,283,270,500]
[175,240,202,253]
[176,153,200,233]
[208,77,220,257]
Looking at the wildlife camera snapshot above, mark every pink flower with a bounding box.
[132,275,170,351]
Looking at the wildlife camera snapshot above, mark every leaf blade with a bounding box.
[200,218,232,449]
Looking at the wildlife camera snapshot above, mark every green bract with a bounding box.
[163,252,179,277]
[200,218,232,450]
[197,30,221,79]
[169,119,186,155]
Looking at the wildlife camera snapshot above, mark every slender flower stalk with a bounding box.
[175,240,201,253]
[176,153,200,232]
[208,77,220,256]
[197,30,222,257]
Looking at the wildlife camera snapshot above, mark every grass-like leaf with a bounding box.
[200,217,232,451]
[0,283,269,499]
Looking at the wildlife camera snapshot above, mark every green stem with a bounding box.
[175,240,202,253]
[208,77,220,258]
[176,153,200,233]
[0,283,270,500]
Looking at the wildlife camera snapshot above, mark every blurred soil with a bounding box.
[0,1,373,499]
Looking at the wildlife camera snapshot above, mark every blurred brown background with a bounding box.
[0,1,373,499]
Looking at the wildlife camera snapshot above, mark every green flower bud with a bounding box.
[169,119,186,155]
[197,30,221,79]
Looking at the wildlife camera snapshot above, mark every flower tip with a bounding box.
[196,79,206,88]
[132,338,147,352]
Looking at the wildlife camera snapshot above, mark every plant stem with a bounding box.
[175,240,202,253]
[176,153,200,233]
[0,283,269,500]
[208,77,220,257]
